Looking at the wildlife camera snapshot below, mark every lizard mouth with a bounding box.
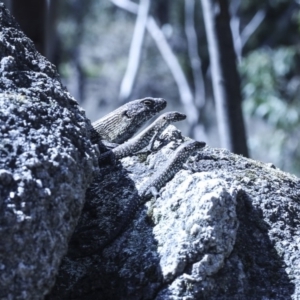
[155,98,167,111]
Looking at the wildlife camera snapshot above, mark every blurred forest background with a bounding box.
[2,0,300,175]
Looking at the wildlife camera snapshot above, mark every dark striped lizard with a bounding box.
[98,140,206,250]
[98,111,186,163]
[90,97,167,145]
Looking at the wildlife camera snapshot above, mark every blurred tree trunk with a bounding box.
[44,0,59,65]
[11,0,46,55]
[185,0,207,141]
[67,0,92,103]
[10,0,59,64]
[201,0,249,157]
[185,0,205,109]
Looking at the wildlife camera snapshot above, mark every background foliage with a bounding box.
[8,0,300,175]
[55,0,300,175]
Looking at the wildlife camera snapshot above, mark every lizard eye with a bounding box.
[142,99,154,107]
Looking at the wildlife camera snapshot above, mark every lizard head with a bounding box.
[184,140,206,152]
[160,111,186,123]
[112,97,166,143]
[93,97,167,144]
[177,140,206,160]
[124,97,166,119]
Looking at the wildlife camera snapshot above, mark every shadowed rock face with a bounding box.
[0,4,98,300]
[49,125,300,300]
[1,3,300,300]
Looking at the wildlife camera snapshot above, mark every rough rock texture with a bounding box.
[48,123,300,299]
[0,5,98,300]
[2,3,299,300]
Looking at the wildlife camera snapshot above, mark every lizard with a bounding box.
[98,111,187,163]
[138,140,206,200]
[93,140,206,252]
[90,97,167,145]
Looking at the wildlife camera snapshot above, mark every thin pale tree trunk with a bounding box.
[119,0,150,103]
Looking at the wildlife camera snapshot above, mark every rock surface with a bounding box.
[49,124,300,300]
[0,5,98,300]
[1,3,300,300]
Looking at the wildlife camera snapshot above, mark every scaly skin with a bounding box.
[104,140,206,249]
[139,140,206,198]
[90,97,167,144]
[98,111,186,163]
